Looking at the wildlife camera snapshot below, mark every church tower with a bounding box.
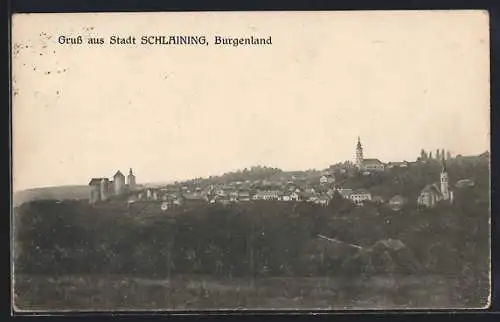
[356,136,364,169]
[127,168,136,190]
[440,157,450,200]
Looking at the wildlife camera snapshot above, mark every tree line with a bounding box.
[418,149,452,161]
[14,189,488,278]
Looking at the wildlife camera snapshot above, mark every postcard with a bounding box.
[11,10,491,312]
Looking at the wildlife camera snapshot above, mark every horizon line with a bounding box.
[12,149,490,193]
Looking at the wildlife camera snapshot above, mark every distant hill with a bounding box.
[177,166,284,186]
[12,185,90,207]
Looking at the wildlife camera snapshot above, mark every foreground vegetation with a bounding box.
[14,274,462,311]
[13,198,489,309]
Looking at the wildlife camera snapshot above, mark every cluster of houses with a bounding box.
[120,181,410,211]
[127,184,338,209]
[88,137,484,211]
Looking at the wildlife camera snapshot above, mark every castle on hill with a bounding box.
[88,168,136,203]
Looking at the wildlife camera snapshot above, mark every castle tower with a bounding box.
[440,158,450,200]
[127,168,136,190]
[100,178,110,201]
[356,136,364,169]
[113,170,125,196]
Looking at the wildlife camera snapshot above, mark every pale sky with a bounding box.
[12,11,490,191]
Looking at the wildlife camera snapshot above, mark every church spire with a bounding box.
[356,136,364,169]
[441,156,447,173]
[440,156,449,200]
[127,168,136,189]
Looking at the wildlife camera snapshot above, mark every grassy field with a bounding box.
[12,186,90,207]
[13,273,467,311]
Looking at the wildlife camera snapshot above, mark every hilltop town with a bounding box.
[88,137,489,213]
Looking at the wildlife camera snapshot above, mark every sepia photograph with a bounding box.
[11,11,491,311]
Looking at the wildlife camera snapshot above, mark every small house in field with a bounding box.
[182,192,208,204]
[282,191,300,202]
[252,190,281,201]
[319,174,335,185]
[215,195,231,205]
[317,195,331,206]
[305,187,316,194]
[238,190,251,202]
[388,195,407,210]
[289,191,300,201]
[349,189,372,206]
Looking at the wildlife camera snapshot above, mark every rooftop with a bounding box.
[89,178,105,185]
[353,189,371,195]
[363,158,384,165]
[421,183,442,195]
